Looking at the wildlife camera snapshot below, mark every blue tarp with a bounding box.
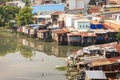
[90,24,95,29]
[90,24,103,29]
[32,3,65,13]
[97,24,103,29]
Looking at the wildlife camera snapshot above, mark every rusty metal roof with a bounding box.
[67,32,96,37]
[79,32,96,37]
[67,32,81,36]
[53,29,69,34]
[99,43,120,52]
[90,57,120,67]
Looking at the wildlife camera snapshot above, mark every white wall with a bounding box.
[65,16,79,27]
[69,0,90,10]
[65,17,72,27]
[69,0,76,10]
[74,20,90,32]
[76,0,84,9]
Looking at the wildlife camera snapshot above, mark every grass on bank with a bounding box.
[55,66,67,71]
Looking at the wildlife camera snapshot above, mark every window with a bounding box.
[79,25,81,28]
[83,25,84,28]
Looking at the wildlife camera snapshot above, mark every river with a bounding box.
[0,31,81,80]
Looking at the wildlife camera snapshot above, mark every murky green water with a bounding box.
[0,30,81,80]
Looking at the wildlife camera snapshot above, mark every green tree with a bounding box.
[0,6,5,26]
[0,6,20,28]
[16,6,33,26]
[89,0,96,5]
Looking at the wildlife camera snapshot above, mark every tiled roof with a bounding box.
[32,3,65,13]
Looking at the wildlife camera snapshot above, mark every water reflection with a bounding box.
[17,34,81,58]
[0,32,33,59]
[0,30,83,61]
[0,31,81,58]
[0,33,17,56]
[0,31,82,80]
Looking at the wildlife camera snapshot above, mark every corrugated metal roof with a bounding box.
[90,57,120,67]
[79,32,96,37]
[113,44,120,52]
[67,32,81,36]
[51,11,64,15]
[103,23,117,32]
[53,29,69,34]
[32,3,65,13]
[85,70,107,79]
